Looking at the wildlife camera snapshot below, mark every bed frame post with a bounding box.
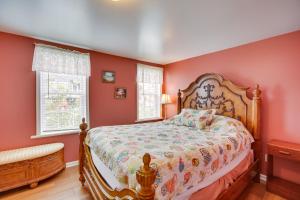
[177,89,182,114]
[79,118,88,186]
[252,84,261,141]
[252,85,261,182]
[136,153,156,200]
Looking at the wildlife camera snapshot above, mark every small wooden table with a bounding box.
[267,140,300,200]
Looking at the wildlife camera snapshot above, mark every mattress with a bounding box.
[91,147,252,200]
[86,116,254,199]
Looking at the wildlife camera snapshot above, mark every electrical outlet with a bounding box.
[265,154,268,162]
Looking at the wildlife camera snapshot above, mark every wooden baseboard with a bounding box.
[260,174,267,184]
[66,160,79,168]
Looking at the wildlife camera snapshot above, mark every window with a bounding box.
[137,64,163,120]
[37,72,87,134]
[32,44,90,136]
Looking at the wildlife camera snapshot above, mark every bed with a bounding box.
[79,73,261,200]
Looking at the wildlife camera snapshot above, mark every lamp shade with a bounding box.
[161,94,171,104]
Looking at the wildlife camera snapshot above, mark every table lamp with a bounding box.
[161,94,172,119]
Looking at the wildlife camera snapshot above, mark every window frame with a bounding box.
[35,71,89,137]
[136,64,163,121]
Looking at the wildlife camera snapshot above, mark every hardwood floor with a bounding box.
[0,167,92,200]
[237,182,286,200]
[0,166,285,200]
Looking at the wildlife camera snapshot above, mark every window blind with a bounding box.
[137,64,163,120]
[39,72,87,133]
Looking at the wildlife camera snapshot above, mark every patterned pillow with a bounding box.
[195,109,217,129]
[210,115,245,132]
[165,108,216,129]
[164,114,184,126]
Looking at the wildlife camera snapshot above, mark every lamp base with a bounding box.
[164,105,168,120]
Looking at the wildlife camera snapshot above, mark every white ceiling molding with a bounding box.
[0,0,300,64]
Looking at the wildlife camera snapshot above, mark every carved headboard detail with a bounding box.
[177,73,261,140]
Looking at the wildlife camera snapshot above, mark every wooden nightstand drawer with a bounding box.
[268,145,300,161]
[267,140,300,162]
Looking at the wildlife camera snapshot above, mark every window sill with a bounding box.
[135,117,164,124]
[31,130,80,139]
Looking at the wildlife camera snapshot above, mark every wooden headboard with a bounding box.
[177,73,261,140]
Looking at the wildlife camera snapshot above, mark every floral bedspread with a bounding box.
[86,116,254,200]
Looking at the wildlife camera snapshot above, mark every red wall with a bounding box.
[1,30,300,183]
[165,30,300,183]
[0,32,162,162]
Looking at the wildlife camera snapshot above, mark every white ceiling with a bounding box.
[0,0,300,64]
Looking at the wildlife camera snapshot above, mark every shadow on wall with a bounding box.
[262,85,300,184]
[264,85,286,142]
[260,85,288,172]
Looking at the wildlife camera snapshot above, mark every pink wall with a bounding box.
[165,30,300,183]
[0,32,162,162]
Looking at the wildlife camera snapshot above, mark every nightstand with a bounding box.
[267,140,300,200]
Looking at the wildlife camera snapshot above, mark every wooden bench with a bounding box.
[0,143,65,192]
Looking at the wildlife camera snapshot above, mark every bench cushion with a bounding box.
[0,143,64,165]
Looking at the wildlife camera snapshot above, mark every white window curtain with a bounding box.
[137,64,163,85]
[32,44,91,76]
[137,64,163,120]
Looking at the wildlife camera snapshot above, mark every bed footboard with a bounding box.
[79,118,156,200]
